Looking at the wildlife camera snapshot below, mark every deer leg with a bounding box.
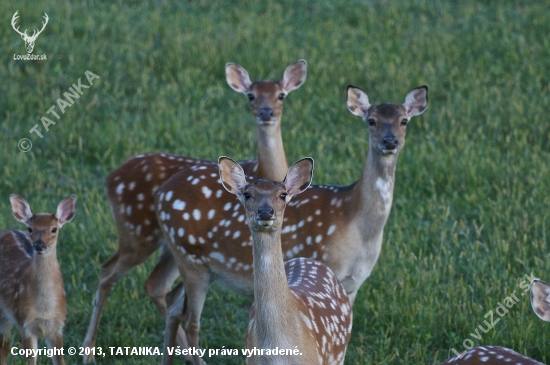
[82,235,159,363]
[162,282,188,365]
[0,320,11,365]
[46,333,65,365]
[21,334,37,365]
[144,244,189,349]
[180,265,212,365]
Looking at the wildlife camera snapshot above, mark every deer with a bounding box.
[440,278,549,364]
[219,156,352,364]
[82,60,307,362]
[0,194,76,365]
[11,11,49,54]
[155,85,428,364]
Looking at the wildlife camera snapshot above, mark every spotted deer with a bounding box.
[156,85,428,364]
[440,278,549,364]
[220,156,351,364]
[0,194,76,365]
[82,60,307,362]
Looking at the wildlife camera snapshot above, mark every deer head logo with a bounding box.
[11,11,49,54]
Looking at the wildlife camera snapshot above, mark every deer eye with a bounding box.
[280,193,288,200]
[28,227,32,233]
[278,93,285,101]
[401,119,409,126]
[367,118,376,126]
[51,228,57,233]
[247,93,255,101]
[243,193,252,200]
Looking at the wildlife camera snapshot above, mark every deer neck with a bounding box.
[256,123,288,181]
[30,247,61,290]
[350,145,399,236]
[250,228,297,346]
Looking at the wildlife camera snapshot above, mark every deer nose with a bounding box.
[257,206,274,220]
[383,136,398,150]
[258,108,274,122]
[33,240,46,254]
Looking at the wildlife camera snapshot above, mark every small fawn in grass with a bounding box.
[0,194,76,365]
[219,157,352,365]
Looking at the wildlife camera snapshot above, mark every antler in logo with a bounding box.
[11,11,49,54]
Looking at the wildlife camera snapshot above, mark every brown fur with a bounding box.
[156,86,428,364]
[220,158,351,365]
[82,61,307,364]
[441,346,544,365]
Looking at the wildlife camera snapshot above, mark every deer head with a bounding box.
[11,11,49,54]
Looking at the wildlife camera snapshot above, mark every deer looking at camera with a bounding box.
[156,85,428,364]
[82,60,307,362]
[220,157,352,365]
[440,278,549,364]
[0,194,76,365]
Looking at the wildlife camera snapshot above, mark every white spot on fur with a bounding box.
[116,183,125,195]
[210,252,225,263]
[202,186,212,198]
[172,199,186,210]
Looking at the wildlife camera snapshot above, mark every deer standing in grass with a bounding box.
[156,85,428,364]
[440,278,549,364]
[219,156,352,365]
[82,60,307,362]
[0,194,76,365]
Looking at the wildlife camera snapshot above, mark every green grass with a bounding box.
[1,0,550,364]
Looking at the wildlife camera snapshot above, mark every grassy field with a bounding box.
[1,0,550,364]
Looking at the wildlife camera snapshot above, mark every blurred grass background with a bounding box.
[1,0,549,364]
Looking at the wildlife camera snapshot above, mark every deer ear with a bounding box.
[10,194,33,225]
[56,195,77,227]
[531,279,550,322]
[284,158,313,197]
[404,85,428,117]
[219,157,247,195]
[346,85,370,118]
[225,63,252,94]
[282,60,307,94]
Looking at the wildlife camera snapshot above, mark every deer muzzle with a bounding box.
[33,239,47,254]
[256,206,275,226]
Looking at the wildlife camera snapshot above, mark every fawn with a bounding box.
[0,194,76,365]
[219,156,352,365]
